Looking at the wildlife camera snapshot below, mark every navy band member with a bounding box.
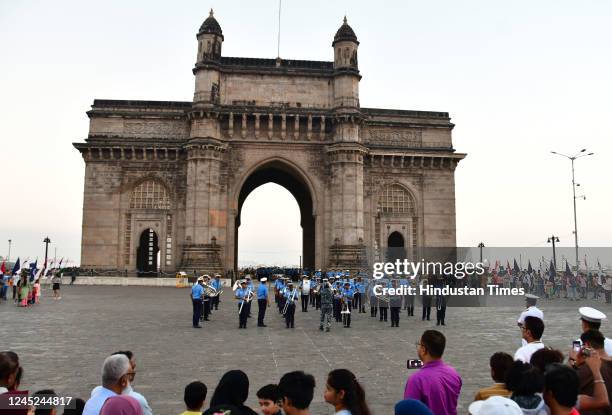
[211,274,222,310]
[378,279,389,322]
[276,277,287,313]
[235,280,252,329]
[368,279,378,317]
[283,282,298,328]
[405,278,416,316]
[257,277,270,327]
[319,278,333,332]
[190,276,204,328]
[389,279,402,327]
[341,282,354,328]
[245,276,254,318]
[421,277,432,321]
[299,275,311,312]
[333,281,343,322]
[353,277,365,313]
[435,276,448,326]
[201,275,211,322]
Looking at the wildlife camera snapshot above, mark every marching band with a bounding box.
[189,269,449,332]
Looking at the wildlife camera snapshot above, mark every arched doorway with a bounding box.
[235,160,315,271]
[387,231,406,263]
[136,228,159,277]
[238,183,301,267]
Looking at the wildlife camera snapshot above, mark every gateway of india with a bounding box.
[74,10,465,276]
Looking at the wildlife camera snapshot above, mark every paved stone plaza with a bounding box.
[1,285,611,414]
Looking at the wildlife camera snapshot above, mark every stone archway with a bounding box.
[136,228,159,277]
[386,231,406,263]
[233,160,316,271]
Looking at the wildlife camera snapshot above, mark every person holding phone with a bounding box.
[404,330,462,415]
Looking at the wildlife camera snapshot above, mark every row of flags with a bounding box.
[0,257,67,282]
[489,256,606,280]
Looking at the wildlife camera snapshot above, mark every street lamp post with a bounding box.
[7,239,11,263]
[43,237,51,266]
[551,149,593,273]
[547,235,560,271]
[477,242,485,263]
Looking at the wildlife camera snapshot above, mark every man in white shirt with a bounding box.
[517,294,543,346]
[514,316,545,363]
[577,306,612,355]
[299,276,311,312]
[83,354,131,415]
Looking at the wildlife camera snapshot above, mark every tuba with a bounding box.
[202,282,221,297]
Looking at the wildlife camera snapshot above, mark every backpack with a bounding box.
[320,286,333,305]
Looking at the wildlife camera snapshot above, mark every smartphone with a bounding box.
[573,340,581,353]
[407,359,423,369]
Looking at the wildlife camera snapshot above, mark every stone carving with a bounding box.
[365,127,423,147]
[124,120,189,139]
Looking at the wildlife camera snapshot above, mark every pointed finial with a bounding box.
[343,15,347,24]
[209,8,214,17]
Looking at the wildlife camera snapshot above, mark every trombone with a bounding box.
[282,288,297,315]
[238,287,253,315]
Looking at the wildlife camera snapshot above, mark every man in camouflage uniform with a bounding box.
[319,278,334,332]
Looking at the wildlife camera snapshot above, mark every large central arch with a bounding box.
[234,159,316,271]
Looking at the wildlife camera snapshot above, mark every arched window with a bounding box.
[130,180,171,210]
[377,184,415,215]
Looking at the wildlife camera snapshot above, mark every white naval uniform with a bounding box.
[518,306,544,346]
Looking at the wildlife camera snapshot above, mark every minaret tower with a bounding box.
[182,9,226,273]
[328,17,367,270]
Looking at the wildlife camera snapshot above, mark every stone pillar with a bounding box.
[267,114,273,139]
[182,137,227,273]
[241,113,247,138]
[307,115,312,140]
[228,112,234,138]
[320,116,326,141]
[281,114,286,139]
[254,113,260,139]
[293,115,299,139]
[326,142,367,271]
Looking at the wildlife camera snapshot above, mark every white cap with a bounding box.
[525,294,539,300]
[197,276,204,282]
[468,396,522,415]
[579,306,607,323]
[260,277,268,282]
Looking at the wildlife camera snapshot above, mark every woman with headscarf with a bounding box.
[100,395,143,415]
[203,370,258,415]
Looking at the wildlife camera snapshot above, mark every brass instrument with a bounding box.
[202,282,222,297]
[282,288,297,315]
[238,287,253,315]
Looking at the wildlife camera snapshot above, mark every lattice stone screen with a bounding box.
[378,184,415,215]
[130,180,171,210]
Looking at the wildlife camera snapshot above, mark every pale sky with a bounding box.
[1,0,610,267]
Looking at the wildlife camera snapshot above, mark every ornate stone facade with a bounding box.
[74,11,465,274]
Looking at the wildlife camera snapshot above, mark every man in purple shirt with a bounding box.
[404,330,462,415]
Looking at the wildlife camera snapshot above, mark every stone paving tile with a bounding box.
[1,285,611,414]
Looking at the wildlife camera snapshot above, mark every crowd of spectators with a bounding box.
[2,325,612,415]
